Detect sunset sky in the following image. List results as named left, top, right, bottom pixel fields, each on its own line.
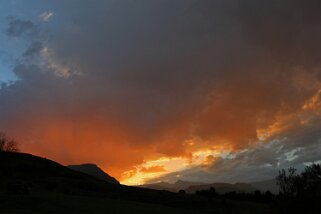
left=1, top=0, right=321, bottom=185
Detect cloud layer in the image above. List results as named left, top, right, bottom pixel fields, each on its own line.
left=1, top=0, right=321, bottom=183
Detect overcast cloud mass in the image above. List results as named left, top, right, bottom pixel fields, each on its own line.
left=1, top=0, right=321, bottom=184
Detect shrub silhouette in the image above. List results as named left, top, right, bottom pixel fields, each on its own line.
left=178, top=189, right=186, bottom=194
left=196, top=187, right=218, bottom=198
left=0, top=132, right=19, bottom=152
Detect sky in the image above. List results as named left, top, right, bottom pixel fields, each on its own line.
left=1, top=0, right=321, bottom=185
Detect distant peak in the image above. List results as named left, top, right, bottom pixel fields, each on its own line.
left=78, top=163, right=97, bottom=167
left=67, top=163, right=119, bottom=184
left=159, top=181, right=169, bottom=184
left=175, top=180, right=185, bottom=184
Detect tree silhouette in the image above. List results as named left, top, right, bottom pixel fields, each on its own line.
left=276, top=164, right=321, bottom=198
left=300, top=164, right=321, bottom=198
left=276, top=164, right=321, bottom=214
left=196, top=187, right=218, bottom=198
left=0, top=132, right=19, bottom=152
left=276, top=167, right=299, bottom=197
left=178, top=189, right=186, bottom=194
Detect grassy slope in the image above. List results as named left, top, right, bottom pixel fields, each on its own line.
left=0, top=151, right=274, bottom=214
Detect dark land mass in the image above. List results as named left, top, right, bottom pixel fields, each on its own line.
left=186, top=182, right=257, bottom=194
left=68, top=163, right=119, bottom=184
left=139, top=179, right=278, bottom=194
left=0, top=151, right=274, bottom=214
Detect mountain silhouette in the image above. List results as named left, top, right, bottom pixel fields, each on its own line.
left=138, top=180, right=205, bottom=192
left=68, top=164, right=119, bottom=184
left=140, top=180, right=278, bottom=194
left=186, top=182, right=257, bottom=194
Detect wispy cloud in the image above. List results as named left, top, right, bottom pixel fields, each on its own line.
left=39, top=11, right=54, bottom=22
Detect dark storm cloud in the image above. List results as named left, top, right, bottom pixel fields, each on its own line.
left=1, top=0, right=321, bottom=180
left=239, top=0, right=321, bottom=65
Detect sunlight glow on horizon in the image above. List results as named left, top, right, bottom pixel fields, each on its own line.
left=120, top=147, right=233, bottom=185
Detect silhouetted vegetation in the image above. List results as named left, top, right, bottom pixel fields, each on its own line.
left=191, top=164, right=321, bottom=214
left=196, top=187, right=218, bottom=198
left=178, top=189, right=186, bottom=194
left=0, top=132, right=19, bottom=152
left=195, top=188, right=275, bottom=205
left=275, top=164, right=321, bottom=214
left=277, top=164, right=321, bottom=198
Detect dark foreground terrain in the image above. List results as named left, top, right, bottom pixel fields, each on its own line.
left=0, top=151, right=273, bottom=214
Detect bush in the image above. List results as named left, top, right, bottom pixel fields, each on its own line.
left=0, top=132, right=19, bottom=152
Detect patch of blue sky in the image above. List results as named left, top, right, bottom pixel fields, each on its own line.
left=0, top=64, right=17, bottom=83
left=0, top=0, right=49, bottom=84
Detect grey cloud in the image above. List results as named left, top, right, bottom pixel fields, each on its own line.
left=23, top=42, right=43, bottom=57
left=150, top=119, right=321, bottom=183
left=6, top=18, right=37, bottom=37
left=147, top=143, right=289, bottom=183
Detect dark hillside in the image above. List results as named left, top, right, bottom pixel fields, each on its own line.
left=0, top=151, right=118, bottom=196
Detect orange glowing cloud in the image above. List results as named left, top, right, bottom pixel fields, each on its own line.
left=140, top=165, right=166, bottom=173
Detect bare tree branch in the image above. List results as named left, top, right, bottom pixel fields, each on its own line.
left=0, top=132, right=19, bottom=152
